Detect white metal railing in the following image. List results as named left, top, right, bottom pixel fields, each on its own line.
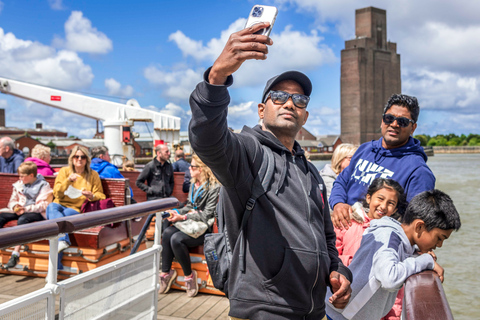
left=0, top=199, right=173, bottom=320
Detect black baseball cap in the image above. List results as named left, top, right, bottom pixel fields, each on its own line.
left=262, top=71, right=312, bottom=103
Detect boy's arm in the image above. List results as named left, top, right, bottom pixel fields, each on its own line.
left=373, top=236, right=435, bottom=290
left=7, top=187, right=21, bottom=211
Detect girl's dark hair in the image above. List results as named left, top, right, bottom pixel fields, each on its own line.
left=362, top=178, right=407, bottom=218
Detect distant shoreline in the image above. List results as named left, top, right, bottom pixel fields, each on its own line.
left=432, top=146, right=480, bottom=154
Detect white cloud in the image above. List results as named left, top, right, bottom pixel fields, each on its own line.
left=48, top=0, right=64, bottom=10
left=303, top=106, right=340, bottom=136
left=61, top=11, right=112, bottom=54
left=169, top=19, right=245, bottom=62
left=0, top=99, right=7, bottom=108
left=143, top=66, right=203, bottom=101
left=104, top=78, right=134, bottom=97
left=168, top=18, right=335, bottom=88
left=403, top=69, right=480, bottom=114
left=0, top=1, right=4, bottom=14
left=226, top=101, right=259, bottom=130
left=0, top=28, right=93, bottom=89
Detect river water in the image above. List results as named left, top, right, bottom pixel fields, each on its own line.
left=314, top=153, right=480, bottom=320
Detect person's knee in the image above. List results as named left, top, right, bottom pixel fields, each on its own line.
left=17, top=215, right=30, bottom=225
left=170, top=231, right=187, bottom=247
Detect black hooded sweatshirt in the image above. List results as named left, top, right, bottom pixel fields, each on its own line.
left=189, top=69, right=352, bottom=320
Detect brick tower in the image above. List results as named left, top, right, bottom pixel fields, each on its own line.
left=340, top=7, right=401, bottom=145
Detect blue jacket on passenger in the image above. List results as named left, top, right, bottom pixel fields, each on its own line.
left=90, top=158, right=133, bottom=198
left=172, top=158, right=190, bottom=172
left=329, top=137, right=435, bottom=207
left=0, top=149, right=25, bottom=173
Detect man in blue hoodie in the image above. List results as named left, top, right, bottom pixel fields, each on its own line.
left=0, top=137, right=24, bottom=173
left=329, top=94, right=435, bottom=230
left=90, top=146, right=134, bottom=200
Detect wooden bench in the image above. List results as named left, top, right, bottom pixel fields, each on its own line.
left=0, top=172, right=147, bottom=278
left=0, top=173, right=131, bottom=243
left=121, top=171, right=188, bottom=204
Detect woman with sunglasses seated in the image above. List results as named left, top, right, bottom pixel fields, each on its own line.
left=46, top=146, right=105, bottom=252
left=158, top=154, right=220, bottom=298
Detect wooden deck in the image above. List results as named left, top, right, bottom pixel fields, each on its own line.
left=0, top=274, right=230, bottom=319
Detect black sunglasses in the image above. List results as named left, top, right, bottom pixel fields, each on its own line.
left=382, top=113, right=415, bottom=127
left=264, top=90, right=310, bottom=109
left=73, top=155, right=87, bottom=160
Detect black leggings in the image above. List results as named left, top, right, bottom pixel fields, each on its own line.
left=0, top=212, right=45, bottom=228
left=161, top=224, right=205, bottom=275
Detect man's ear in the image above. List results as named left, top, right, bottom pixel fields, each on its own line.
left=410, top=123, right=417, bottom=136
left=258, top=103, right=265, bottom=119
left=302, top=110, right=309, bottom=125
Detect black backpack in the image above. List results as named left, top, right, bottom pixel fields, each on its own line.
left=203, top=145, right=275, bottom=295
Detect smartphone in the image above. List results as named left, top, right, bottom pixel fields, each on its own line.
left=245, top=5, right=278, bottom=37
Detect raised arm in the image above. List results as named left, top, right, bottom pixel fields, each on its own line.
left=189, top=23, right=273, bottom=187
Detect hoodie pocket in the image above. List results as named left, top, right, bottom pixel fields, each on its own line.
left=262, top=247, right=318, bottom=310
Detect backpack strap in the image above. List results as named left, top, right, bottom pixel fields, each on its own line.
left=238, top=145, right=275, bottom=272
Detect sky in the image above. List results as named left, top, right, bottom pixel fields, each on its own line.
left=0, top=0, right=479, bottom=140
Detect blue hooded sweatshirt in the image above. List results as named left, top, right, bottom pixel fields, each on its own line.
left=0, top=149, right=25, bottom=173
left=90, top=158, right=133, bottom=198
left=329, top=137, right=435, bottom=207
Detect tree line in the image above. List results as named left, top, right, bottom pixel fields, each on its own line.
left=414, top=134, right=480, bottom=146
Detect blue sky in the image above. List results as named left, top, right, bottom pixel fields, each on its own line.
left=1, top=0, right=479, bottom=139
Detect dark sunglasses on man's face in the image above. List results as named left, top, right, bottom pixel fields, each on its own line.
left=382, top=113, right=415, bottom=128
left=73, top=155, right=87, bottom=160
left=264, top=90, right=310, bottom=109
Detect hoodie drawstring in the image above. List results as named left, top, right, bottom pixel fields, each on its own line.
left=275, top=151, right=287, bottom=195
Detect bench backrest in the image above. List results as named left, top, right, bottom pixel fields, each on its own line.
left=121, top=171, right=188, bottom=204
left=0, top=173, right=127, bottom=209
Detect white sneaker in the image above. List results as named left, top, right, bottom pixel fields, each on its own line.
left=58, top=241, right=70, bottom=253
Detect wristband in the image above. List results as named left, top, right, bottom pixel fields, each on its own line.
left=183, top=214, right=188, bottom=221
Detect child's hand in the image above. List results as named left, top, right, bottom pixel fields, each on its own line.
left=433, top=261, right=444, bottom=283
left=14, top=205, right=25, bottom=215
left=427, top=250, right=437, bottom=261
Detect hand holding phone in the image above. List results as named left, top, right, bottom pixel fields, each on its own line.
left=245, top=5, right=278, bottom=37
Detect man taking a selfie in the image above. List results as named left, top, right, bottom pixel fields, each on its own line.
left=189, top=22, right=352, bottom=320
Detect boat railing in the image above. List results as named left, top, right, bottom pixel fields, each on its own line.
left=403, top=270, right=454, bottom=320
left=0, top=198, right=178, bottom=319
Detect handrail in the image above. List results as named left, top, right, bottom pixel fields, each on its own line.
left=0, top=198, right=178, bottom=249
left=403, top=270, right=454, bottom=320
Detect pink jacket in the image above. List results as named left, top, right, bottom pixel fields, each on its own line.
left=334, top=202, right=371, bottom=266
left=24, top=157, right=55, bottom=176
left=1, top=178, right=53, bottom=219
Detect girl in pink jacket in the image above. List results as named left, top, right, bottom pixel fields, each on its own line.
left=334, top=178, right=406, bottom=320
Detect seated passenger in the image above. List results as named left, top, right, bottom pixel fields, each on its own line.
left=25, top=144, right=55, bottom=176
left=159, top=154, right=220, bottom=297
left=0, top=137, right=24, bottom=173
left=0, top=161, right=53, bottom=268
left=319, top=143, right=357, bottom=202
left=90, top=146, right=134, bottom=201
left=46, top=146, right=105, bottom=252
left=122, top=160, right=136, bottom=171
